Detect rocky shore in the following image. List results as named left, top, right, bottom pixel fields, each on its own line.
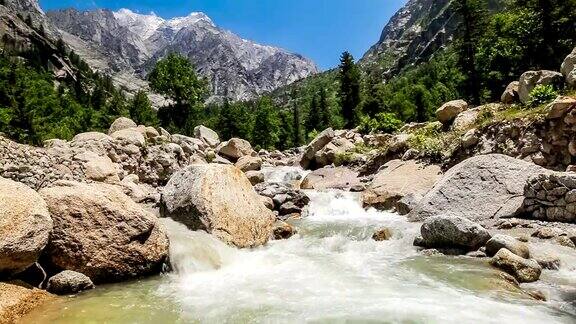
left=0, top=47, right=575, bottom=322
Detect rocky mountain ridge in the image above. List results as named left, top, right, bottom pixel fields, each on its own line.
left=360, top=0, right=456, bottom=77
left=45, top=8, right=319, bottom=103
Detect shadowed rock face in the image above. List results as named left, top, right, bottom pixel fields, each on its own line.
left=45, top=8, right=318, bottom=103
left=39, top=181, right=169, bottom=284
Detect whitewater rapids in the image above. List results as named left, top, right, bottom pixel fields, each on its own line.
left=24, top=167, right=576, bottom=323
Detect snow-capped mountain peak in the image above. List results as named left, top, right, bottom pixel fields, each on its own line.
left=114, top=9, right=215, bottom=40
left=113, top=8, right=164, bottom=39
left=47, top=7, right=318, bottom=102
left=165, top=12, right=215, bottom=30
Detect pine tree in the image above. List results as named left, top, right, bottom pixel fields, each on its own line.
left=318, top=87, right=331, bottom=130
left=338, top=51, right=361, bottom=128
left=129, top=90, right=157, bottom=126
left=454, top=0, right=487, bottom=104
left=252, top=97, right=280, bottom=150
left=292, top=103, right=302, bottom=146
left=305, top=94, right=320, bottom=135
left=277, top=110, right=293, bottom=150
left=218, top=99, right=236, bottom=140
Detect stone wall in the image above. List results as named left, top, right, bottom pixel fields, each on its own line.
left=0, top=128, right=197, bottom=190
left=524, top=172, right=576, bottom=223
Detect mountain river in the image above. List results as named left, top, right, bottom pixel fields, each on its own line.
left=23, top=167, right=576, bottom=323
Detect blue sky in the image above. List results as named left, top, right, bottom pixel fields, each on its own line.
left=39, top=0, right=407, bottom=70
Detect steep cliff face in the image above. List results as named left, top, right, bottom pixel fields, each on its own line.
left=360, top=0, right=456, bottom=78
left=0, top=2, right=75, bottom=81
left=46, top=8, right=318, bottom=102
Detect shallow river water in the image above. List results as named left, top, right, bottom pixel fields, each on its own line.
left=23, top=168, right=576, bottom=323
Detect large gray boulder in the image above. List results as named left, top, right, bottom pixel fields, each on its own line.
left=419, top=215, right=491, bottom=251
left=301, top=166, right=362, bottom=190
left=108, top=117, right=137, bottom=135
left=408, top=154, right=546, bottom=222
left=362, top=160, right=441, bottom=212
left=299, top=128, right=335, bottom=169
left=194, top=125, right=220, bottom=148
left=161, top=164, right=276, bottom=248
left=490, top=248, right=542, bottom=283
left=0, top=178, right=53, bottom=276
left=518, top=70, right=564, bottom=104
left=436, top=100, right=468, bottom=124
left=46, top=270, right=95, bottom=295
left=40, top=181, right=169, bottom=283
left=561, top=47, right=576, bottom=87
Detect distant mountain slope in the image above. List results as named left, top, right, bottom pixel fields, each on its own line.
left=360, top=0, right=456, bottom=78
left=46, top=8, right=319, bottom=102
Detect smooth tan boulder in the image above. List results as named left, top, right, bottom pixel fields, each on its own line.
left=490, top=248, right=542, bottom=283
left=161, top=164, right=276, bottom=248
left=299, top=128, right=335, bottom=169
left=436, top=100, right=468, bottom=124
left=40, top=181, right=169, bottom=283
left=217, top=138, right=254, bottom=161
left=235, top=155, right=263, bottom=172
left=0, top=281, right=54, bottom=323
left=0, top=178, right=52, bottom=276
left=362, top=160, right=441, bottom=212
left=74, top=151, right=119, bottom=183
left=108, top=117, right=137, bottom=135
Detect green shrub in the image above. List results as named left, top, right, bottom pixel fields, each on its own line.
left=528, top=85, right=557, bottom=107
left=358, top=112, right=404, bottom=134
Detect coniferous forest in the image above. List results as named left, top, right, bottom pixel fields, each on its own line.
left=1, top=0, right=575, bottom=149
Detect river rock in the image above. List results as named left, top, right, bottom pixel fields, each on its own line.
left=372, top=228, right=392, bottom=241
left=194, top=125, right=220, bottom=148
left=300, top=128, right=335, bottom=169
left=40, top=181, right=169, bottom=283
left=46, top=270, right=95, bottom=295
left=301, top=166, right=362, bottom=190
left=490, top=248, right=542, bottom=283
left=161, top=164, right=275, bottom=248
left=72, top=131, right=112, bottom=143
left=485, top=234, right=530, bottom=258
left=0, top=177, right=53, bottom=276
left=419, top=215, right=491, bottom=251
left=408, top=154, right=546, bottom=222
left=436, top=100, right=468, bottom=124
left=518, top=70, right=564, bottom=104
left=561, top=47, right=576, bottom=87
left=501, top=81, right=520, bottom=104
left=362, top=160, right=441, bottom=211
left=108, top=117, right=137, bottom=135
left=235, top=156, right=263, bottom=172
left=246, top=170, right=265, bottom=185
left=0, top=281, right=54, bottom=323
left=74, top=151, right=119, bottom=183
left=110, top=128, right=146, bottom=147
left=217, top=138, right=254, bottom=161
left=547, top=96, right=576, bottom=119
left=273, top=221, right=296, bottom=240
